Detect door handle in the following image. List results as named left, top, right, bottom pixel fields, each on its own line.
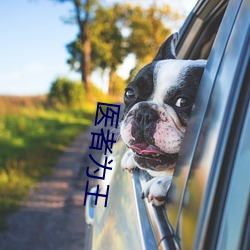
left=85, top=186, right=97, bottom=225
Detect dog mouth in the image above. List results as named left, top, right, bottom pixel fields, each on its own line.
left=129, top=143, right=178, bottom=164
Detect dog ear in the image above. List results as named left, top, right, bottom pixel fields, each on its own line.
left=153, top=32, right=179, bottom=61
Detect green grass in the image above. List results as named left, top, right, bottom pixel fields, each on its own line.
left=0, top=100, right=96, bottom=230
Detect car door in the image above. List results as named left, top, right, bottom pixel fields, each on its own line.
left=167, top=0, right=250, bottom=248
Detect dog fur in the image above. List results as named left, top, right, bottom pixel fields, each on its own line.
left=120, top=33, right=206, bottom=206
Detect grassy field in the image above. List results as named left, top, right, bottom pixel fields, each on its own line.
left=0, top=96, right=97, bottom=230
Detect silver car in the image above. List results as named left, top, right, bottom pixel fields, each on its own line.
left=85, top=0, right=250, bottom=249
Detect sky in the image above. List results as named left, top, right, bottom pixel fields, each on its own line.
left=0, top=0, right=197, bottom=96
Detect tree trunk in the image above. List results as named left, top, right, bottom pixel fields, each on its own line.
left=73, top=0, right=92, bottom=97
left=81, top=21, right=91, bottom=97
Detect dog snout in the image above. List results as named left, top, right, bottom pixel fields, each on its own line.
left=135, top=109, right=159, bottom=130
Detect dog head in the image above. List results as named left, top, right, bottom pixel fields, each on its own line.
left=120, top=33, right=206, bottom=174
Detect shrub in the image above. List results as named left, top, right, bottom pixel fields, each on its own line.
left=48, top=77, right=85, bottom=108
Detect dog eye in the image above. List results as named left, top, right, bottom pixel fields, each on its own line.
left=175, top=97, right=192, bottom=108
left=125, top=89, right=136, bottom=100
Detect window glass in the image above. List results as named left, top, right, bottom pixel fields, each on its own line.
left=216, top=91, right=250, bottom=249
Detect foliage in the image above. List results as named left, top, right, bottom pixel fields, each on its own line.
left=88, top=83, right=123, bottom=103
left=90, top=4, right=126, bottom=72
left=109, top=71, right=126, bottom=97
left=66, top=37, right=82, bottom=72
left=66, top=3, right=127, bottom=95
left=48, top=77, right=85, bottom=108
left=0, top=96, right=96, bottom=230
left=66, top=3, right=173, bottom=94
left=124, top=4, right=172, bottom=65
left=53, top=1, right=177, bottom=98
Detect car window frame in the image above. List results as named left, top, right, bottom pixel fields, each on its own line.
left=166, top=0, right=250, bottom=249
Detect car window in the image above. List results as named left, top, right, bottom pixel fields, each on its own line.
left=165, top=0, right=249, bottom=249
left=216, top=73, right=250, bottom=250
left=177, top=0, right=228, bottom=60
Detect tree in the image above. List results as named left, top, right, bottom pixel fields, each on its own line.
left=67, top=4, right=127, bottom=95
left=124, top=4, right=172, bottom=67
left=54, top=0, right=98, bottom=96
left=65, top=3, right=174, bottom=94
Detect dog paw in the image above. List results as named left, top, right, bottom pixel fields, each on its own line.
left=141, top=175, right=172, bottom=206
left=121, top=149, right=135, bottom=172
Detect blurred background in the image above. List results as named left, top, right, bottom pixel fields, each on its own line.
left=0, top=0, right=196, bottom=232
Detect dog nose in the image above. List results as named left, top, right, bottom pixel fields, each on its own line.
left=135, top=109, right=159, bottom=129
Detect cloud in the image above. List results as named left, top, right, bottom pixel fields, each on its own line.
left=0, top=61, right=81, bottom=95
left=0, top=62, right=48, bottom=95
left=1, top=62, right=45, bottom=83
left=25, top=62, right=45, bottom=74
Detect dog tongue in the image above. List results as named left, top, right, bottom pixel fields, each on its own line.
left=130, top=143, right=163, bottom=155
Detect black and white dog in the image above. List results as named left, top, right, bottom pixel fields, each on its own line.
left=120, top=33, right=206, bottom=206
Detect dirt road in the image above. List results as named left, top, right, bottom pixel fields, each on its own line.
left=0, top=125, right=103, bottom=250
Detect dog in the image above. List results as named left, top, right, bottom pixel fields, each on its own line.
left=120, top=33, right=206, bottom=206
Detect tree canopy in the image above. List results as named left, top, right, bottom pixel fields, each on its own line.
left=56, top=1, right=175, bottom=95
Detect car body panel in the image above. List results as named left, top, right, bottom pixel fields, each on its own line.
left=90, top=143, right=159, bottom=250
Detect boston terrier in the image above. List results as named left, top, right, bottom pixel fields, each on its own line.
left=120, top=33, right=206, bottom=206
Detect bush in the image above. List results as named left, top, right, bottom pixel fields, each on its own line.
left=48, top=77, right=85, bottom=108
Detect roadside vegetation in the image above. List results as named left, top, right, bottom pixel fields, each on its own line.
left=0, top=81, right=120, bottom=230
left=0, top=0, right=180, bottom=231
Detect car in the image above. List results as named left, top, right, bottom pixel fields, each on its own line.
left=85, top=0, right=250, bottom=249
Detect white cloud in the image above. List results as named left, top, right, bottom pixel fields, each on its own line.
left=25, top=62, right=45, bottom=74
left=1, top=62, right=45, bottom=83
left=0, top=62, right=48, bottom=95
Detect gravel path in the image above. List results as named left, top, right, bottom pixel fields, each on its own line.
left=0, top=125, right=104, bottom=250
